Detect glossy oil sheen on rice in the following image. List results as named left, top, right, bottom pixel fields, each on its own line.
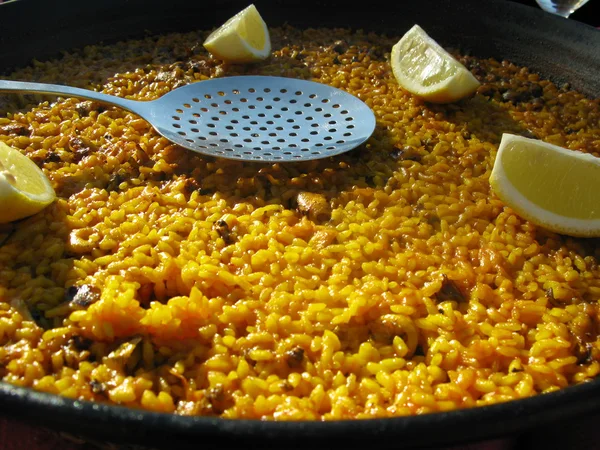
left=0, top=25, right=599, bottom=419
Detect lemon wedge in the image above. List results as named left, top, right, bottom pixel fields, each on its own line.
left=203, top=4, right=271, bottom=63
left=490, top=133, right=600, bottom=237
left=390, top=24, right=480, bottom=103
left=0, top=142, right=56, bottom=224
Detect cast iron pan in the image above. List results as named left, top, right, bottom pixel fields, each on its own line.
left=0, top=0, right=599, bottom=448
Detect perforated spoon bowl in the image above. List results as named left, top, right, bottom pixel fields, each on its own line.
left=0, top=76, right=376, bottom=162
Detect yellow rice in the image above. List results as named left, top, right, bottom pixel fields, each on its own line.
left=0, top=25, right=599, bottom=420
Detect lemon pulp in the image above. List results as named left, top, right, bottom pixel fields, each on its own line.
left=500, top=139, right=600, bottom=220
left=390, top=24, right=480, bottom=103
left=0, top=142, right=56, bottom=223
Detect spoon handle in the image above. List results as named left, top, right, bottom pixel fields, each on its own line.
left=0, top=80, right=144, bottom=115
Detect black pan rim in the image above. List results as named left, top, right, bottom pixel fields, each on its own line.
left=2, top=373, right=600, bottom=448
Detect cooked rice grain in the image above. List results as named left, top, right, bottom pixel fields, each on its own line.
left=1, top=26, right=600, bottom=420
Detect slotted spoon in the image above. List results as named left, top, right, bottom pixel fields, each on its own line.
left=0, top=76, right=376, bottom=162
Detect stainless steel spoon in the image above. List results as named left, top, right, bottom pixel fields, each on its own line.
left=0, top=76, right=376, bottom=162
